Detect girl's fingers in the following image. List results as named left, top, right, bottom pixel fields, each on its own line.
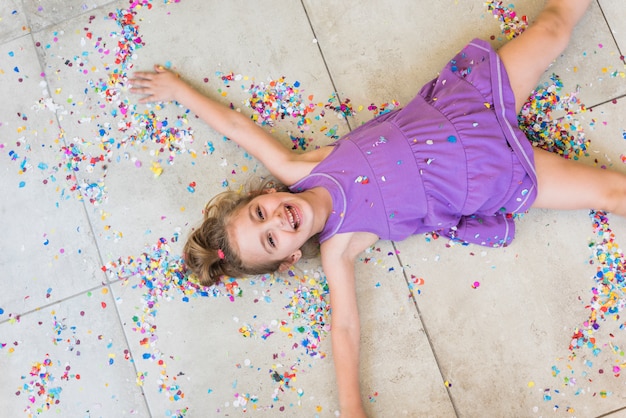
left=129, top=66, right=171, bottom=102
left=131, top=73, right=153, bottom=82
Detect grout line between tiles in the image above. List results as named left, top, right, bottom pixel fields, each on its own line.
left=0, top=278, right=154, bottom=415
left=26, top=4, right=112, bottom=293
left=588, top=93, right=626, bottom=110
left=299, top=0, right=354, bottom=133
left=301, top=1, right=458, bottom=413
left=102, top=279, right=156, bottom=418
left=596, top=405, right=626, bottom=418
left=596, top=0, right=625, bottom=62
left=391, top=241, right=460, bottom=417
left=19, top=0, right=123, bottom=38
left=0, top=282, right=108, bottom=325
left=16, top=1, right=154, bottom=414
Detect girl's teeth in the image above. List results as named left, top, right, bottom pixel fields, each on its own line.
left=286, top=206, right=299, bottom=229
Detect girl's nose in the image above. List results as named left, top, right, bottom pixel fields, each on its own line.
left=272, top=208, right=288, bottom=229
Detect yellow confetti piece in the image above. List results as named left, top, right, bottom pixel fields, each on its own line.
left=150, top=162, right=163, bottom=177
left=527, top=381, right=534, bottom=388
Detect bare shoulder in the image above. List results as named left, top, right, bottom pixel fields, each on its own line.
left=299, top=146, right=334, bottom=163
left=284, top=146, right=335, bottom=185
left=321, top=231, right=379, bottom=263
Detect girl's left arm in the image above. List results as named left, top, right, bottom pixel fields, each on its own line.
left=323, top=251, right=365, bottom=417
left=130, top=65, right=312, bottom=185
left=321, top=232, right=377, bottom=417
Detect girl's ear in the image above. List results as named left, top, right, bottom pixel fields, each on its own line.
left=278, top=250, right=302, bottom=272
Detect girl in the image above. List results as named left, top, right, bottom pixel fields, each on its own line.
left=131, top=0, right=625, bottom=415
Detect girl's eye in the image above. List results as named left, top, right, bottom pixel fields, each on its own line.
left=256, top=206, right=265, bottom=220
left=268, top=234, right=276, bottom=248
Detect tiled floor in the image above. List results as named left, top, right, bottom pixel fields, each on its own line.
left=1, top=1, right=625, bottom=417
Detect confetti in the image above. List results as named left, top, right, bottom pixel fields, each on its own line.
left=518, top=74, right=589, bottom=160
left=486, top=0, right=529, bottom=40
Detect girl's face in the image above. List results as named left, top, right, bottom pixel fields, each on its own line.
left=229, top=190, right=322, bottom=269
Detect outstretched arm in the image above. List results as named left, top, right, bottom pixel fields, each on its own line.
left=130, top=65, right=309, bottom=185
left=323, top=252, right=365, bottom=417
left=321, top=232, right=378, bottom=417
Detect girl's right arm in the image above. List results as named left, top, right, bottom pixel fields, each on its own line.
left=130, top=65, right=311, bottom=185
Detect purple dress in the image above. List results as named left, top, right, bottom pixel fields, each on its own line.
left=289, top=39, right=537, bottom=247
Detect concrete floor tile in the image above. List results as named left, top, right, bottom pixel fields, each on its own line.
left=303, top=0, right=540, bottom=125
left=599, top=0, right=626, bottom=56
left=0, top=289, right=149, bottom=416
left=104, top=235, right=452, bottom=416
left=0, top=36, right=104, bottom=315
left=352, top=242, right=455, bottom=416
left=21, top=0, right=116, bottom=33
left=0, top=0, right=30, bottom=43
left=108, top=259, right=341, bottom=416
left=304, top=0, right=623, bottom=120
left=395, top=208, right=626, bottom=415
left=393, top=66, right=626, bottom=417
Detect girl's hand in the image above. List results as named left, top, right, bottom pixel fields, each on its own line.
left=130, top=65, right=185, bottom=103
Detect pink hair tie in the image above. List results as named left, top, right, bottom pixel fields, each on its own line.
left=217, top=249, right=225, bottom=260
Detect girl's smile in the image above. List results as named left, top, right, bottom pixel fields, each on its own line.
left=229, top=187, right=331, bottom=267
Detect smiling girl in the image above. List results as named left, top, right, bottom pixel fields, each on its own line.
left=130, top=1, right=626, bottom=414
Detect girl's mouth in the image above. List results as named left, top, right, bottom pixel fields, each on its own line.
left=285, top=205, right=301, bottom=229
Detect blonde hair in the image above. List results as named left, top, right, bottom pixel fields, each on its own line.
left=183, top=178, right=319, bottom=286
